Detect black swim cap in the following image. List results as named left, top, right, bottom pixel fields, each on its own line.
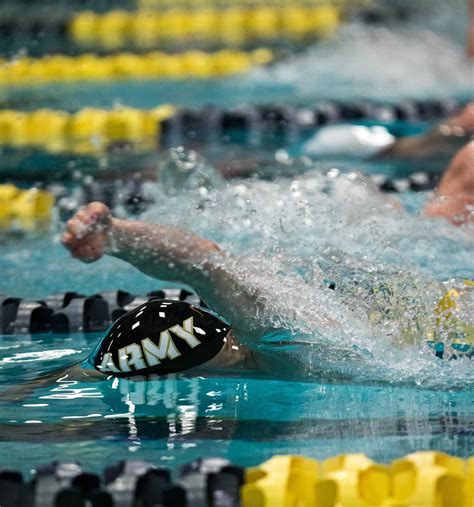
left=91, top=300, right=231, bottom=377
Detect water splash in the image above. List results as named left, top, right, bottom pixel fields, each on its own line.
left=249, top=22, right=473, bottom=102
left=1, top=155, right=472, bottom=387
left=143, top=159, right=474, bottom=388
left=158, top=148, right=224, bottom=197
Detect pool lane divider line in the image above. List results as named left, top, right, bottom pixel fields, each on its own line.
left=0, top=452, right=472, bottom=506
left=137, top=0, right=374, bottom=10
left=0, top=167, right=440, bottom=235
left=0, top=3, right=351, bottom=51
left=0, top=99, right=461, bottom=156
left=0, top=288, right=202, bottom=335
left=52, top=171, right=438, bottom=225
left=0, top=184, right=54, bottom=229
left=69, top=6, right=340, bottom=50
left=0, top=48, right=274, bottom=85
left=0, top=106, right=176, bottom=155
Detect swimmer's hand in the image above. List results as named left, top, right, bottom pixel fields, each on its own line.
left=61, top=202, right=112, bottom=263
left=444, top=103, right=474, bottom=135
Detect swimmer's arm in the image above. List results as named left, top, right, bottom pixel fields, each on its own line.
left=378, top=125, right=469, bottom=160
left=378, top=103, right=474, bottom=160
left=423, top=140, right=474, bottom=224
left=106, top=218, right=271, bottom=342
left=63, top=203, right=338, bottom=344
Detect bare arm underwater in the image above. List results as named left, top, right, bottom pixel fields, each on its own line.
left=379, top=103, right=474, bottom=160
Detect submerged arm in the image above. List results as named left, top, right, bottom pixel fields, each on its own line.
left=379, top=103, right=474, bottom=160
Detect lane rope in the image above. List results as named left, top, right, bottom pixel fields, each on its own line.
left=0, top=452, right=471, bottom=506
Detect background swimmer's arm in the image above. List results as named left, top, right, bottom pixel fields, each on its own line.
left=378, top=128, right=467, bottom=159
left=424, top=140, right=474, bottom=224
left=62, top=203, right=274, bottom=342
left=378, top=103, right=474, bottom=160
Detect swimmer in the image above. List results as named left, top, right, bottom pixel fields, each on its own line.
left=303, top=103, right=474, bottom=162
left=61, top=201, right=311, bottom=378
left=88, top=298, right=255, bottom=377
left=380, top=103, right=474, bottom=160
left=61, top=137, right=474, bottom=378
left=62, top=195, right=372, bottom=380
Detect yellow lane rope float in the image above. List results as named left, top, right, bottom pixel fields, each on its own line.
left=242, top=452, right=474, bottom=507
left=0, top=106, right=175, bottom=155
left=0, top=184, right=54, bottom=229
left=0, top=48, right=273, bottom=85
left=70, top=7, right=340, bottom=50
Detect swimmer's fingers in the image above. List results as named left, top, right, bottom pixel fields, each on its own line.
left=62, top=202, right=112, bottom=261
left=65, top=203, right=112, bottom=239
left=61, top=231, right=87, bottom=252
left=66, top=215, right=93, bottom=240
left=65, top=211, right=101, bottom=239
left=61, top=232, right=105, bottom=262
left=86, top=201, right=112, bottom=222
left=79, top=202, right=112, bottom=231
left=449, top=102, right=474, bottom=134
left=70, top=243, right=103, bottom=263
left=61, top=231, right=77, bottom=250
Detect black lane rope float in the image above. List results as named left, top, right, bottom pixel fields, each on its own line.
left=0, top=288, right=202, bottom=335
left=158, top=99, right=461, bottom=147
left=0, top=458, right=244, bottom=507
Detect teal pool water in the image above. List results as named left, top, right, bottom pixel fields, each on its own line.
left=1, top=346, right=473, bottom=474
left=1, top=169, right=473, bottom=474
left=1, top=1, right=473, bottom=475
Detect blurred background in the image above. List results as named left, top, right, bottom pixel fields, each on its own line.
left=0, top=0, right=472, bottom=189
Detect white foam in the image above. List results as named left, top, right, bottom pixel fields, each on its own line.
left=248, top=22, right=473, bottom=101
left=143, top=161, right=474, bottom=388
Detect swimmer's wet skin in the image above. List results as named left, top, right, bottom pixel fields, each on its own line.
left=300, top=103, right=474, bottom=161
left=63, top=202, right=473, bottom=378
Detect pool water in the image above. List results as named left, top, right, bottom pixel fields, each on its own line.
left=1, top=166, right=473, bottom=474
left=1, top=354, right=473, bottom=475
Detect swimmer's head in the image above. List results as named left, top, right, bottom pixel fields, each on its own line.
left=90, top=299, right=231, bottom=377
